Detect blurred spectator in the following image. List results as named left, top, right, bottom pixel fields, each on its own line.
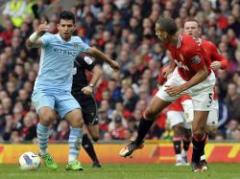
left=21, top=111, right=37, bottom=141
left=225, top=83, right=240, bottom=122
left=109, top=115, right=129, bottom=140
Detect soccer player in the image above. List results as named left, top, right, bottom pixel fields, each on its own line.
left=72, top=53, right=102, bottom=168
left=120, top=17, right=215, bottom=172
left=166, top=95, right=193, bottom=166
left=159, top=69, right=193, bottom=166
left=182, top=18, right=229, bottom=170
left=26, top=11, right=119, bottom=170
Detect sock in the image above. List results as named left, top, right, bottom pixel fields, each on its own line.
left=82, top=134, right=99, bottom=163
left=200, top=135, right=208, bottom=161
left=183, top=138, right=191, bottom=152
left=68, top=128, right=82, bottom=163
left=183, top=129, right=191, bottom=152
left=200, top=155, right=206, bottom=161
left=191, top=133, right=207, bottom=163
left=135, top=117, right=154, bottom=145
left=173, top=137, right=182, bottom=156
left=37, top=123, right=49, bottom=155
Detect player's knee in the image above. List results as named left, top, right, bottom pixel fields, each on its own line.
left=144, top=108, right=158, bottom=120
left=92, top=136, right=99, bottom=142
left=173, top=124, right=184, bottom=136
left=71, top=118, right=84, bottom=128
left=39, top=113, right=55, bottom=126
left=192, top=128, right=205, bottom=140
left=89, top=130, right=99, bottom=142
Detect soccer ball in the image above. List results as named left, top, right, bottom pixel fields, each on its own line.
left=19, top=152, right=41, bottom=170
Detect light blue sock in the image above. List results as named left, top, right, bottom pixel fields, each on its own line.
left=37, top=123, right=49, bottom=155
left=68, top=128, right=82, bottom=163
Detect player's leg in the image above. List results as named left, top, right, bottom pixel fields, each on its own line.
left=31, top=91, right=58, bottom=170
left=75, top=94, right=101, bottom=168
left=83, top=124, right=101, bottom=168
left=182, top=127, right=191, bottom=164
left=191, top=110, right=208, bottom=172
left=120, top=69, right=181, bottom=157
left=120, top=96, right=171, bottom=157
left=200, top=106, right=218, bottom=171
left=181, top=98, right=194, bottom=163
left=167, top=111, right=186, bottom=166
left=190, top=71, right=216, bottom=172
left=64, top=109, right=84, bottom=171
left=56, top=92, right=84, bottom=171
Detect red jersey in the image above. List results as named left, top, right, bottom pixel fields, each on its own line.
left=200, top=39, right=228, bottom=70
left=165, top=35, right=211, bottom=81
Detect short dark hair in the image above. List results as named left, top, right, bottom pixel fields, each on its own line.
left=184, top=18, right=200, bottom=27
left=157, top=17, right=177, bottom=35
left=59, top=11, right=75, bottom=24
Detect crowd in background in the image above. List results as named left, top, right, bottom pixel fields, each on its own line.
left=0, top=0, right=240, bottom=143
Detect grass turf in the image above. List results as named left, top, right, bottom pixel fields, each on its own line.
left=0, top=163, right=239, bottom=179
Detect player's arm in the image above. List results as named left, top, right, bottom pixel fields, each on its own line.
left=86, top=47, right=120, bottom=70
left=210, top=43, right=228, bottom=70
left=180, top=66, right=209, bottom=91
left=26, top=21, right=48, bottom=48
left=89, top=65, right=103, bottom=87
left=81, top=64, right=103, bottom=95
left=165, top=52, right=209, bottom=96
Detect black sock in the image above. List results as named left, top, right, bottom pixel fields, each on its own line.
left=173, top=138, right=181, bottom=155
left=82, top=134, right=99, bottom=163
left=183, top=129, right=191, bottom=151
left=191, top=134, right=207, bottom=163
left=199, top=134, right=207, bottom=161
left=183, top=139, right=191, bottom=152
left=135, top=117, right=154, bottom=145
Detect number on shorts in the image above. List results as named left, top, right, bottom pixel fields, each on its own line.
left=208, top=93, right=213, bottom=105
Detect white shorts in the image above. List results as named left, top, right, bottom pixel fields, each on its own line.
left=167, top=111, right=191, bottom=129
left=156, top=68, right=216, bottom=111
left=207, top=100, right=219, bottom=128
left=167, top=99, right=219, bottom=129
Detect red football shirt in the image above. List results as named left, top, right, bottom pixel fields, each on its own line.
left=165, top=35, right=210, bottom=81
left=200, top=39, right=228, bottom=69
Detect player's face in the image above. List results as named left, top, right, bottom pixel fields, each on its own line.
left=57, top=19, right=76, bottom=41
left=155, top=23, right=168, bottom=43
left=183, top=21, right=200, bottom=38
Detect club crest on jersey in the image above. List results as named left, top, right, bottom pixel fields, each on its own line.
left=73, top=43, right=79, bottom=49
left=191, top=55, right=201, bottom=64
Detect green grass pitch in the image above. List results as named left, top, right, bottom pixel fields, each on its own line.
left=0, top=163, right=239, bottom=179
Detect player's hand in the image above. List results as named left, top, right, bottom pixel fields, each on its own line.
left=81, top=86, right=93, bottom=95
left=37, top=21, right=49, bottom=36
left=110, top=60, right=120, bottom=71
left=210, top=61, right=222, bottom=70
left=164, top=85, right=184, bottom=96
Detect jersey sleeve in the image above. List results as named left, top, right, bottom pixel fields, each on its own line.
left=40, top=33, right=53, bottom=47
left=76, top=55, right=96, bottom=71
left=209, top=42, right=229, bottom=69
left=77, top=37, right=90, bottom=53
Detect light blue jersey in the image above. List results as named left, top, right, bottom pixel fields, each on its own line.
left=34, top=33, right=89, bottom=91
left=32, top=33, right=90, bottom=118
